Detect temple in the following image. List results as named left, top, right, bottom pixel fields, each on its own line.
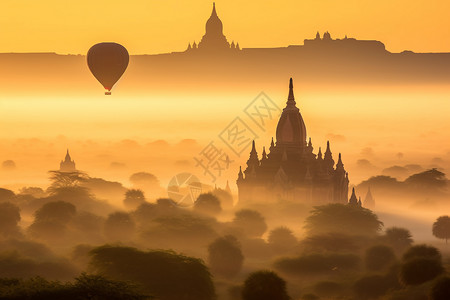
left=60, top=149, right=76, bottom=172
left=186, top=3, right=240, bottom=53
left=237, top=79, right=350, bottom=205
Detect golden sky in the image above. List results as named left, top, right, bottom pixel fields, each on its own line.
left=1, top=0, right=450, bottom=54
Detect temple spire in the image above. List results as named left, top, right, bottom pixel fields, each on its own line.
left=287, top=78, right=296, bottom=106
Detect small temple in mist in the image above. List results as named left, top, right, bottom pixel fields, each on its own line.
left=60, top=149, right=76, bottom=172
left=186, top=3, right=241, bottom=53
left=237, top=79, right=350, bottom=205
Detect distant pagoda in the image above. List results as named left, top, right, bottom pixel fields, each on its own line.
left=237, top=78, right=350, bottom=205
left=60, top=149, right=76, bottom=172
left=186, top=3, right=240, bottom=53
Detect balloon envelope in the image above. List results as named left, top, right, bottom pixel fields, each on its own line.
left=87, top=43, right=129, bottom=94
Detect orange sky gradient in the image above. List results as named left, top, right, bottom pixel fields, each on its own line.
left=1, top=0, right=450, bottom=54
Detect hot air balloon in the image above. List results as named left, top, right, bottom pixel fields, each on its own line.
left=87, top=42, right=129, bottom=95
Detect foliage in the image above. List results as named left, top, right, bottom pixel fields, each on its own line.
left=382, top=227, right=414, bottom=252
left=89, top=245, right=216, bottom=300
left=399, top=258, right=444, bottom=286
left=404, top=168, right=447, bottom=190
left=274, top=253, right=360, bottom=276
left=354, top=274, right=395, bottom=299
left=430, top=276, right=450, bottom=300
left=300, top=232, right=363, bottom=253
left=194, top=193, right=222, bottom=216
left=47, top=171, right=89, bottom=192
left=402, top=244, right=442, bottom=262
left=208, top=235, right=243, bottom=278
left=211, top=188, right=234, bottom=210
left=104, top=212, right=136, bottom=241
left=34, top=201, right=76, bottom=225
left=432, top=216, right=450, bottom=243
left=0, top=188, right=15, bottom=202
left=232, top=209, right=267, bottom=238
left=241, top=270, right=289, bottom=300
left=0, top=202, right=21, bottom=238
left=267, top=227, right=298, bottom=254
left=0, top=273, right=151, bottom=300
left=365, top=245, right=396, bottom=271
left=123, top=189, right=146, bottom=210
left=304, top=203, right=383, bottom=236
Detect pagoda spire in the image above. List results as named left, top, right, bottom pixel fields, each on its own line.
left=349, top=187, right=358, bottom=205
left=287, top=78, right=296, bottom=106
left=261, top=147, right=267, bottom=161
left=317, top=147, right=323, bottom=160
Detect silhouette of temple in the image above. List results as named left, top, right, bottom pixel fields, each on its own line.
left=186, top=3, right=240, bottom=53
left=364, top=187, right=375, bottom=209
left=60, top=149, right=76, bottom=172
left=237, top=78, right=350, bottom=205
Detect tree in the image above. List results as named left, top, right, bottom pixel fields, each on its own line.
left=104, top=212, right=136, bottom=241
left=267, top=227, right=298, bottom=254
left=47, top=170, right=89, bottom=192
left=353, top=275, right=393, bottom=299
left=402, top=244, right=442, bottom=262
left=432, top=216, right=450, bottom=244
left=405, top=168, right=447, bottom=191
left=0, top=274, right=151, bottom=300
left=399, top=258, right=444, bottom=286
left=0, top=202, right=21, bottom=238
left=194, top=193, right=222, bottom=216
left=304, top=203, right=383, bottom=236
left=123, top=189, right=146, bottom=210
left=232, top=209, right=267, bottom=238
left=211, top=188, right=233, bottom=210
left=365, top=245, right=396, bottom=271
left=382, top=227, right=413, bottom=252
left=430, top=276, right=450, bottom=300
left=0, top=188, right=15, bottom=202
left=242, top=270, right=290, bottom=300
left=89, top=246, right=215, bottom=300
left=34, top=201, right=76, bottom=225
left=208, top=235, right=244, bottom=278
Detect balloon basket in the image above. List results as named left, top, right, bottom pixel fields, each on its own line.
left=105, top=91, right=111, bottom=95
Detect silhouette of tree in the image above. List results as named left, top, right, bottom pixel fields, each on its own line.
left=194, top=193, right=222, bottom=216
left=104, top=212, right=136, bottom=242
left=89, top=245, right=215, bottom=300
left=274, top=253, right=360, bottom=276
left=430, top=276, right=450, bottom=300
left=208, top=235, right=243, bottom=278
left=0, top=188, right=15, bottom=202
left=313, top=281, right=343, bottom=298
left=304, top=203, right=383, bottom=236
left=267, top=226, right=298, bottom=254
left=124, top=189, right=146, bottom=210
left=34, top=201, right=76, bottom=225
left=18, top=187, right=46, bottom=198
left=353, top=275, right=393, bottom=299
left=399, top=257, right=444, bottom=286
left=365, top=245, right=396, bottom=271
left=0, top=273, right=151, bottom=300
left=301, top=232, right=363, bottom=253
left=211, top=188, right=233, bottom=210
left=402, top=244, right=442, bottom=262
left=232, top=209, right=267, bottom=238
left=242, top=270, right=290, bottom=300
left=48, top=170, right=89, bottom=192
left=129, top=172, right=160, bottom=188
left=0, top=202, right=21, bottom=238
left=404, top=168, right=447, bottom=191
left=432, top=216, right=450, bottom=243
left=382, top=227, right=413, bottom=252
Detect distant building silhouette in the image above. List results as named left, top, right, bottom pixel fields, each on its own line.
left=237, top=78, right=350, bottom=205
left=348, top=187, right=362, bottom=207
left=186, top=3, right=240, bottom=53
left=60, top=149, right=76, bottom=172
left=303, top=31, right=386, bottom=53
left=364, top=187, right=375, bottom=209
